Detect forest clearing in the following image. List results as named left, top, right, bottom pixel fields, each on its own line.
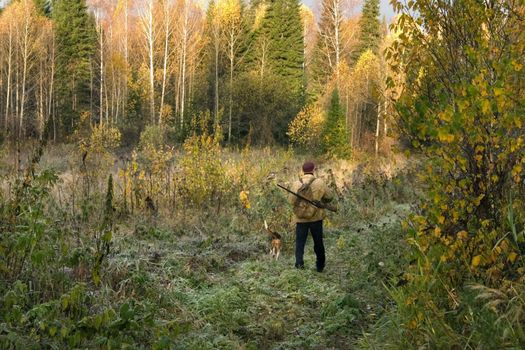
left=1, top=145, right=414, bottom=348
left=1, top=0, right=525, bottom=349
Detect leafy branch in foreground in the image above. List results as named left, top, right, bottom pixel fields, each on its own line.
left=379, top=0, right=525, bottom=347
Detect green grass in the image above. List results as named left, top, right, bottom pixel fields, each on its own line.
left=98, top=199, right=409, bottom=349
left=0, top=146, right=415, bottom=349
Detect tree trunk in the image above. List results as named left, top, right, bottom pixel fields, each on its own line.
left=180, top=4, right=188, bottom=130
left=99, top=17, right=104, bottom=125
left=38, top=60, right=44, bottom=139
left=383, top=100, right=388, bottom=136
left=5, top=22, right=13, bottom=135
left=333, top=0, right=341, bottom=84
left=228, top=40, right=234, bottom=144
left=375, top=102, right=380, bottom=157
left=159, top=0, right=171, bottom=126
left=143, top=0, right=156, bottom=125
left=214, top=33, right=220, bottom=122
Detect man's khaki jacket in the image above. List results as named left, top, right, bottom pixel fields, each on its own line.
left=288, top=174, right=334, bottom=223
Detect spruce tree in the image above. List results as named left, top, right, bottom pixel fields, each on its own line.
left=322, top=89, right=349, bottom=158
left=270, top=0, right=304, bottom=96
left=245, top=0, right=305, bottom=143
left=354, top=0, right=381, bottom=61
left=53, top=0, right=96, bottom=136
left=34, top=0, right=52, bottom=16
left=253, top=0, right=305, bottom=98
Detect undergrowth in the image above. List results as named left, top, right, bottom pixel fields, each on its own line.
left=0, top=143, right=414, bottom=349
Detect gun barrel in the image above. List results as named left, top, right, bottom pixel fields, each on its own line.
left=277, top=184, right=337, bottom=212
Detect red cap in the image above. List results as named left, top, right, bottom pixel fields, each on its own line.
left=302, top=161, right=315, bottom=174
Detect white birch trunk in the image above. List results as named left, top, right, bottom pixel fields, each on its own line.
left=159, top=0, right=172, bottom=126
left=20, top=12, right=31, bottom=139
left=5, top=21, right=13, bottom=134
left=181, top=26, right=187, bottom=130
left=99, top=15, right=104, bottom=125
left=139, top=0, right=156, bottom=124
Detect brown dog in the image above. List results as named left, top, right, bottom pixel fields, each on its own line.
left=264, top=220, right=282, bottom=260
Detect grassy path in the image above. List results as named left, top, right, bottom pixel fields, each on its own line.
left=111, top=205, right=407, bottom=349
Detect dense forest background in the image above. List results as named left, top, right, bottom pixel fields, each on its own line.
left=0, top=0, right=391, bottom=155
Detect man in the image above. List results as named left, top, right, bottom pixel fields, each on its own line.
left=289, top=161, right=334, bottom=272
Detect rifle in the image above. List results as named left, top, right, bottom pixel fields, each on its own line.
left=277, top=184, right=338, bottom=213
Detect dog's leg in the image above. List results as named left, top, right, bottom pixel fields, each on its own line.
left=276, top=250, right=280, bottom=260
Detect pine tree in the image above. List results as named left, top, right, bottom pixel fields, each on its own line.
left=322, top=89, right=349, bottom=158
left=34, top=0, right=52, bottom=16
left=53, top=0, right=96, bottom=136
left=354, top=0, right=381, bottom=60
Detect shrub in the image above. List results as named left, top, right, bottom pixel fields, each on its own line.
left=77, top=117, right=121, bottom=187
left=178, top=131, right=228, bottom=208
left=176, top=111, right=229, bottom=208
left=367, top=0, right=525, bottom=347
left=287, top=104, right=324, bottom=151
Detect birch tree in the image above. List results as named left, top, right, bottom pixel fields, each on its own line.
left=158, top=0, right=174, bottom=125
left=218, top=0, right=245, bottom=143
left=313, top=0, right=358, bottom=89
left=350, top=49, right=380, bottom=150
left=138, top=0, right=158, bottom=124
left=1, top=9, right=14, bottom=134
left=35, top=17, right=54, bottom=139
left=11, top=0, right=42, bottom=138
left=172, top=0, right=204, bottom=131
left=207, top=0, right=222, bottom=122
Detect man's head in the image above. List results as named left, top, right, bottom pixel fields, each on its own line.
left=302, top=161, right=315, bottom=174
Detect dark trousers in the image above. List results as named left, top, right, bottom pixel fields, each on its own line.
left=295, top=220, right=325, bottom=272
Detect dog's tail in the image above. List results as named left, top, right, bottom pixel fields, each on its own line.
left=264, top=220, right=282, bottom=240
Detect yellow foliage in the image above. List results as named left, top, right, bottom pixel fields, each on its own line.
left=437, top=130, right=454, bottom=143
left=407, top=319, right=417, bottom=330
left=77, top=115, right=121, bottom=180
left=471, top=255, right=482, bottom=268
left=239, top=190, right=251, bottom=209
left=287, top=104, right=324, bottom=149
left=457, top=231, right=468, bottom=240
left=179, top=132, right=227, bottom=207
left=511, top=60, right=523, bottom=71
